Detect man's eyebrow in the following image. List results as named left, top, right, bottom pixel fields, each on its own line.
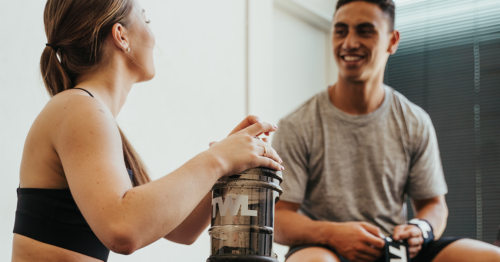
left=333, top=22, right=348, bottom=28
left=356, top=22, right=375, bottom=29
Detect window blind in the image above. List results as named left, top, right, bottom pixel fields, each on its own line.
left=385, top=0, right=500, bottom=243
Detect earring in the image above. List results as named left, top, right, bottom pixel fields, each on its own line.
left=127, top=47, right=131, bottom=53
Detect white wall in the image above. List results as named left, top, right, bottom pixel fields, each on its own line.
left=272, top=6, right=336, bottom=125
left=271, top=1, right=337, bottom=259
left=0, top=0, right=54, bottom=258
left=0, top=0, right=337, bottom=261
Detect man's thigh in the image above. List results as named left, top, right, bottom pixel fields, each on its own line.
left=286, top=247, right=342, bottom=262
left=432, top=239, right=500, bottom=262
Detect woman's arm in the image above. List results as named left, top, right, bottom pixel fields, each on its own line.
left=52, top=97, right=282, bottom=254
left=163, top=192, right=212, bottom=245
left=163, top=116, right=266, bottom=245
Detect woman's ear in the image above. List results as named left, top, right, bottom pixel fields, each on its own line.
left=388, top=29, right=401, bottom=55
left=111, top=23, right=130, bottom=52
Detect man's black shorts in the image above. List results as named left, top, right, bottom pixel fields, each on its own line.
left=285, top=237, right=462, bottom=262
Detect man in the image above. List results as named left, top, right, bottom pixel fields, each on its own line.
left=272, top=0, right=500, bottom=261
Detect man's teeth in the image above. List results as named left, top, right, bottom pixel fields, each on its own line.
left=344, top=56, right=362, bottom=61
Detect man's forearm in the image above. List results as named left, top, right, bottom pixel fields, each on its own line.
left=274, top=209, right=330, bottom=246
left=413, top=196, right=448, bottom=239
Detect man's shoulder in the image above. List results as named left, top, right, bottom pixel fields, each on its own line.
left=388, top=86, right=433, bottom=126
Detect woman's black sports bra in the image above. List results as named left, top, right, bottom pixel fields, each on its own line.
left=13, top=88, right=134, bottom=262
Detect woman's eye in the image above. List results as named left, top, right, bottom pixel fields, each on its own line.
left=146, top=19, right=151, bottom=24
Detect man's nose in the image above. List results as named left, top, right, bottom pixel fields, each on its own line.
left=342, top=31, right=360, bottom=50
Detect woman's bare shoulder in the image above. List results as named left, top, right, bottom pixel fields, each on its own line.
left=35, top=90, right=116, bottom=138
left=43, top=90, right=113, bottom=122
left=20, top=90, right=119, bottom=188
left=41, top=90, right=120, bottom=149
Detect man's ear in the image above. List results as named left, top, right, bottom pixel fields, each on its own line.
left=388, top=30, right=401, bottom=55
left=111, top=23, right=129, bottom=52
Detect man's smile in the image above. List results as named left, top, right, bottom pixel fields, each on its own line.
left=342, top=55, right=364, bottom=61
left=340, top=54, right=367, bottom=67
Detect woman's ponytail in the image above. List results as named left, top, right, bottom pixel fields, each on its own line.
left=40, top=46, right=73, bottom=97
left=41, top=0, right=152, bottom=186
left=119, top=127, right=151, bottom=186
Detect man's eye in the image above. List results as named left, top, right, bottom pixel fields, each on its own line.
left=335, top=30, right=346, bottom=36
left=359, top=29, right=373, bottom=35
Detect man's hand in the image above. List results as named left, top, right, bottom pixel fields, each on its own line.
left=327, top=222, right=386, bottom=262
left=393, top=224, right=423, bottom=258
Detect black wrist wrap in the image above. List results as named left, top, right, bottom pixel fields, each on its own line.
left=408, top=218, right=434, bottom=248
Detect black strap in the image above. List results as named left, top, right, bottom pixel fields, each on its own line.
left=384, top=237, right=410, bottom=262
left=72, top=88, right=94, bottom=98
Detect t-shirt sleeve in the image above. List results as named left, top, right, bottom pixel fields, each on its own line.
left=272, top=120, right=309, bottom=204
left=407, top=113, right=448, bottom=200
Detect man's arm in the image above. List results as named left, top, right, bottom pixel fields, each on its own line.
left=412, top=195, right=448, bottom=238
left=393, top=110, right=449, bottom=258
left=275, top=201, right=329, bottom=246
left=393, top=195, right=448, bottom=258
left=275, top=201, right=386, bottom=262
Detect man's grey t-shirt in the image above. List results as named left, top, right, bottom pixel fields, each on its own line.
left=272, top=85, right=448, bottom=235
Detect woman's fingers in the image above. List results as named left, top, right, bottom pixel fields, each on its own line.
left=256, top=156, right=284, bottom=171
left=244, top=122, right=278, bottom=137
left=255, top=141, right=282, bottom=164
left=228, top=115, right=261, bottom=136
left=207, top=119, right=282, bottom=177
left=252, top=138, right=283, bottom=171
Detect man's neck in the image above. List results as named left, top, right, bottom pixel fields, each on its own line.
left=328, top=77, right=386, bottom=115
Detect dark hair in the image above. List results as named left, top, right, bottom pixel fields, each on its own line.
left=41, top=0, right=151, bottom=186
left=336, top=0, right=396, bottom=31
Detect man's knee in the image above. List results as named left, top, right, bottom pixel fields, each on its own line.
left=481, top=244, right=500, bottom=261
left=286, top=247, right=341, bottom=262
left=433, top=239, right=500, bottom=262
left=484, top=248, right=500, bottom=261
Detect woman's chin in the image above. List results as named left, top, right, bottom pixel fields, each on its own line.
left=147, top=69, right=156, bottom=81
left=138, top=70, right=156, bottom=83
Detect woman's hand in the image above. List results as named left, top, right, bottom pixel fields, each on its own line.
left=209, top=115, right=270, bottom=146
left=226, top=115, right=271, bottom=137
left=206, top=116, right=284, bottom=178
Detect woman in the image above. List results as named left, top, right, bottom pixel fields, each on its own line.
left=11, top=0, right=283, bottom=261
